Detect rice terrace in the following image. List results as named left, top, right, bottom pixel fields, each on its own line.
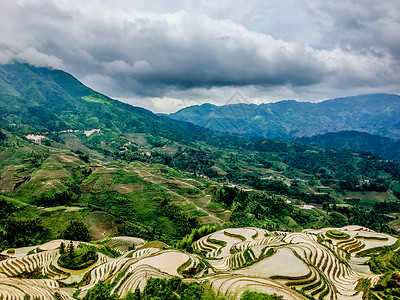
left=2, top=1, right=400, bottom=298
left=0, top=225, right=397, bottom=299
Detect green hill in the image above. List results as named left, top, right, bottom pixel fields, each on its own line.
left=0, top=63, right=206, bottom=143
left=169, top=94, right=400, bottom=139
left=298, top=130, right=400, bottom=161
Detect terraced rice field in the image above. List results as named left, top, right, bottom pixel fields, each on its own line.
left=0, top=226, right=396, bottom=299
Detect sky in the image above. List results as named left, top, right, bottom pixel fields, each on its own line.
left=1, top=0, right=399, bottom=113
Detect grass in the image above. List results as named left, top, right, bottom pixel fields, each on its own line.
left=208, top=238, right=227, bottom=248
left=326, top=230, right=350, bottom=240
left=178, top=203, right=197, bottom=211
left=343, top=191, right=398, bottom=208
left=189, top=210, right=209, bottom=217
left=81, top=94, right=111, bottom=105
left=224, top=231, right=246, bottom=241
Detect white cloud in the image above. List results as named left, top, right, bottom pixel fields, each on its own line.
left=0, top=0, right=399, bottom=112
left=14, top=47, right=64, bottom=69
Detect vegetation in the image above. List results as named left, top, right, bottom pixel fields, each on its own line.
left=61, top=221, right=91, bottom=242
left=169, top=93, right=400, bottom=140
left=241, top=290, right=283, bottom=300
left=176, top=225, right=218, bottom=252
left=83, top=282, right=117, bottom=300
left=2, top=59, right=400, bottom=300
left=298, top=130, right=400, bottom=161
left=372, top=271, right=400, bottom=299
left=58, top=242, right=98, bottom=270
left=326, top=230, right=350, bottom=240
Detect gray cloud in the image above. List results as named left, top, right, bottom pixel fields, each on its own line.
left=0, top=0, right=399, bottom=112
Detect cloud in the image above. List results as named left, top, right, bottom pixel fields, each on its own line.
left=315, top=0, right=400, bottom=58
left=14, top=47, right=64, bottom=69
left=0, top=0, right=399, bottom=112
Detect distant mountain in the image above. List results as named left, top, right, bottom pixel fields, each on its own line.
left=0, top=63, right=205, bottom=142
left=169, top=94, right=400, bottom=139
left=297, top=130, right=400, bottom=161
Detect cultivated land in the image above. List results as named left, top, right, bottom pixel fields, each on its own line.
left=2, top=63, right=400, bottom=300
left=0, top=225, right=396, bottom=299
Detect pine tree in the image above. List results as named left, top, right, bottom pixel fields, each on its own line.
left=68, top=241, right=74, bottom=260
left=59, top=242, right=65, bottom=255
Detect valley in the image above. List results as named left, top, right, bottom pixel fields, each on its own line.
left=0, top=63, right=400, bottom=299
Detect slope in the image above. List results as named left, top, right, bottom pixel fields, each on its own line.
left=169, top=94, right=400, bottom=139
left=297, top=130, right=400, bottom=161
left=0, top=62, right=206, bottom=143
left=0, top=128, right=230, bottom=251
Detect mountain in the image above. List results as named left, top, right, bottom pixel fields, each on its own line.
left=2, top=63, right=400, bottom=299
left=0, top=63, right=206, bottom=142
left=169, top=94, right=400, bottom=139
left=298, top=130, right=400, bottom=161
left=1, top=62, right=400, bottom=237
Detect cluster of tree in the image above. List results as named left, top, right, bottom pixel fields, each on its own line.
left=58, top=241, right=97, bottom=270
left=325, top=204, right=397, bottom=234
left=72, top=149, right=90, bottom=163
left=33, top=189, right=79, bottom=207
left=22, top=150, right=50, bottom=168
left=0, top=217, right=49, bottom=250
left=116, top=196, right=199, bottom=242
left=83, top=277, right=282, bottom=300
left=241, top=290, right=283, bottom=300
left=211, top=185, right=400, bottom=233
left=0, top=197, right=17, bottom=220
left=373, top=271, right=400, bottom=298
left=60, top=221, right=91, bottom=242
left=211, top=186, right=294, bottom=230
left=159, top=197, right=199, bottom=236
left=118, top=222, right=153, bottom=241
left=175, top=224, right=218, bottom=252
left=152, top=147, right=218, bottom=177
left=146, top=135, right=167, bottom=147
left=238, top=176, right=336, bottom=205
left=248, top=139, right=400, bottom=190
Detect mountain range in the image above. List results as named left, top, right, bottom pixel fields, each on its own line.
left=1, top=62, right=400, bottom=299
left=169, top=94, right=400, bottom=140
left=0, top=63, right=206, bottom=143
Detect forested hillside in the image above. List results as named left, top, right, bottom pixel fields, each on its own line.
left=169, top=94, right=400, bottom=139
left=298, top=130, right=400, bottom=161
left=0, top=63, right=209, bottom=143
left=1, top=62, right=400, bottom=251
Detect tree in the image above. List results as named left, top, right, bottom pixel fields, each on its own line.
left=83, top=282, right=117, bottom=300
left=241, top=290, right=284, bottom=300
left=59, top=242, right=65, bottom=254
left=0, top=129, right=6, bottom=144
left=61, top=221, right=91, bottom=242
left=68, top=241, right=74, bottom=260
left=134, top=287, right=141, bottom=300
left=329, top=211, right=348, bottom=227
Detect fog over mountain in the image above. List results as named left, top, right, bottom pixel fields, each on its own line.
left=1, top=1, right=400, bottom=112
